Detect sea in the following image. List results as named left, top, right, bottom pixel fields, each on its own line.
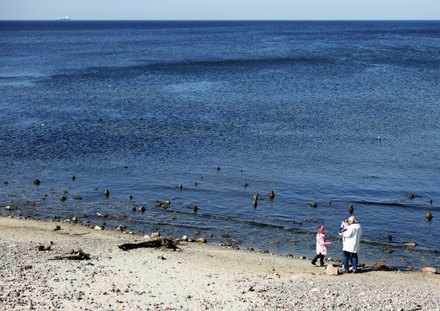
left=1, top=20, right=439, bottom=270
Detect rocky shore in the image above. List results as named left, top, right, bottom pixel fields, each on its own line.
left=1, top=216, right=439, bottom=310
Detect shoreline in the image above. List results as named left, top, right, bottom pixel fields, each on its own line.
left=2, top=210, right=436, bottom=271
left=1, top=216, right=440, bottom=310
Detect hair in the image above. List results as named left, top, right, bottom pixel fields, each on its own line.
left=318, top=225, right=325, bottom=233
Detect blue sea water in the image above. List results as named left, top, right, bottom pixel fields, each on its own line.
left=1, top=20, right=439, bottom=270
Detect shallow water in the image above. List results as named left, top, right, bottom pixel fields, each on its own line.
left=1, top=20, right=439, bottom=269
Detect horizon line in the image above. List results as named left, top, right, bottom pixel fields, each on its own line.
left=1, top=18, right=440, bottom=22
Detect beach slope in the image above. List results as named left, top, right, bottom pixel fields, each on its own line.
left=1, top=217, right=439, bottom=310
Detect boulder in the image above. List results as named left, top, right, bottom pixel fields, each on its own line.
left=421, top=267, right=437, bottom=274
left=325, top=264, right=339, bottom=276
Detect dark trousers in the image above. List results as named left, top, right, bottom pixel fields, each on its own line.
left=311, top=253, right=325, bottom=266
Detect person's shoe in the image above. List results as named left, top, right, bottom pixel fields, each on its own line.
left=352, top=270, right=358, bottom=273
left=342, top=270, right=352, bottom=274
left=320, top=266, right=326, bottom=269
left=310, top=262, right=316, bottom=266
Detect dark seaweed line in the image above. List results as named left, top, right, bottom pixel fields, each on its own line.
left=354, top=200, right=440, bottom=211
left=361, top=239, right=439, bottom=255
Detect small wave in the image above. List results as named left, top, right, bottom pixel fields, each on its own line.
left=0, top=76, right=36, bottom=87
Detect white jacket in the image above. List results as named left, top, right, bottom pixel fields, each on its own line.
left=342, top=223, right=362, bottom=253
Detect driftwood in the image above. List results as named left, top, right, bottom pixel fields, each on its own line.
left=118, top=238, right=178, bottom=251
left=52, top=249, right=91, bottom=260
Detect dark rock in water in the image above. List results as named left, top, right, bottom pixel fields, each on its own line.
left=33, top=179, right=41, bottom=185
left=252, top=193, right=259, bottom=208
left=348, top=204, right=354, bottom=214
left=155, top=200, right=170, bottom=208
left=408, top=193, right=415, bottom=199
left=426, top=212, right=433, bottom=221
left=268, top=190, right=275, bottom=200
left=309, top=202, right=318, bottom=208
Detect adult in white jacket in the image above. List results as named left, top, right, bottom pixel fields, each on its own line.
left=341, top=215, right=362, bottom=273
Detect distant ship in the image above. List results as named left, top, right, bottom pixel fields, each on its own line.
left=57, top=16, right=71, bottom=21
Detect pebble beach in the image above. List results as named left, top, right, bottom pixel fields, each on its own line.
left=1, top=216, right=439, bottom=311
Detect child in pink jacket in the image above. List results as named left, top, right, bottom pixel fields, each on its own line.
left=311, top=226, right=332, bottom=267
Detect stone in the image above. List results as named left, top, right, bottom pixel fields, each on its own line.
left=325, top=264, right=339, bottom=276
left=421, top=267, right=437, bottom=274
left=150, top=231, right=161, bottom=238
left=181, top=235, right=189, bottom=241
left=426, top=212, right=433, bottom=221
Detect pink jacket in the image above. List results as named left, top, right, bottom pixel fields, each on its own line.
left=316, top=233, right=332, bottom=255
